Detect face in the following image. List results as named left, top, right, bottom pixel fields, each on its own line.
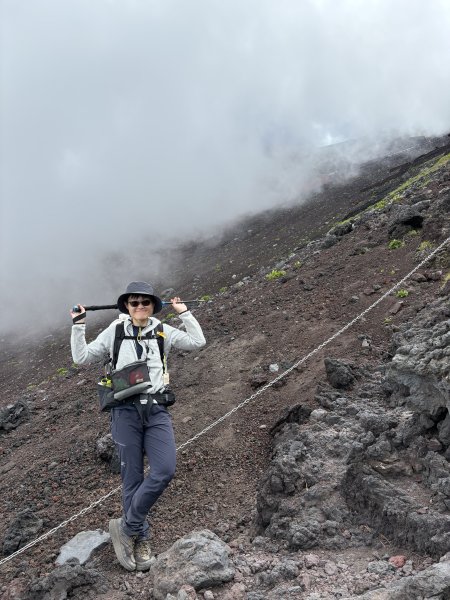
left=125, top=295, right=154, bottom=321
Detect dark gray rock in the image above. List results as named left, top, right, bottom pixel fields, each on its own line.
left=342, top=462, right=450, bottom=557
left=385, top=297, right=450, bottom=419
left=3, top=509, right=43, bottom=556
left=324, top=358, right=356, bottom=389
left=388, top=205, right=424, bottom=238
left=319, top=235, right=339, bottom=249
left=96, top=433, right=120, bottom=474
left=0, top=399, right=30, bottom=433
left=347, top=559, right=450, bottom=599
left=328, top=221, right=354, bottom=237
left=24, top=561, right=108, bottom=599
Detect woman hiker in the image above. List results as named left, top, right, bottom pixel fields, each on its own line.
left=70, top=281, right=206, bottom=571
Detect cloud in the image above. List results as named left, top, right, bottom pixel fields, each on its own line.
left=1, top=0, right=450, bottom=334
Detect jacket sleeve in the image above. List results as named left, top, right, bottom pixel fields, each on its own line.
left=163, top=311, right=206, bottom=353
left=71, top=323, right=114, bottom=365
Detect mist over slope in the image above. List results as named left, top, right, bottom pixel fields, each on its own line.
left=2, top=0, right=450, bottom=334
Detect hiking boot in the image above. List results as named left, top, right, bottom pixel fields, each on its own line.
left=135, top=539, right=153, bottom=571
left=109, top=518, right=136, bottom=571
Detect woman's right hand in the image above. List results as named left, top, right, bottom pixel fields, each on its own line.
left=70, top=304, right=86, bottom=324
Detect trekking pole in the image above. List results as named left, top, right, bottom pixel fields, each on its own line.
left=72, top=300, right=207, bottom=313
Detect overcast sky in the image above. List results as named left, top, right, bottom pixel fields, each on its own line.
left=1, top=0, right=450, bottom=335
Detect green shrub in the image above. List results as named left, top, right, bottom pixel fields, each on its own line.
left=388, top=239, right=404, bottom=250
left=56, top=367, right=68, bottom=376
left=219, top=287, right=228, bottom=293
left=200, top=294, right=212, bottom=302
left=265, top=269, right=286, bottom=281
left=395, top=289, right=409, bottom=298
left=417, top=240, right=433, bottom=252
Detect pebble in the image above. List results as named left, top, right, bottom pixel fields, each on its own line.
left=389, top=555, right=406, bottom=568
left=203, top=592, right=215, bottom=600
left=324, top=561, right=338, bottom=575
left=389, top=301, right=404, bottom=315
left=269, top=364, right=279, bottom=373
left=304, top=554, right=320, bottom=568
left=427, top=438, right=442, bottom=452
left=367, top=560, right=395, bottom=575
left=310, top=409, right=327, bottom=421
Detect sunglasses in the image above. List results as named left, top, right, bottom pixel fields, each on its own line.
left=127, top=299, right=153, bottom=308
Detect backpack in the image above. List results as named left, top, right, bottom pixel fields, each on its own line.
left=97, top=321, right=171, bottom=412
left=111, top=321, right=166, bottom=373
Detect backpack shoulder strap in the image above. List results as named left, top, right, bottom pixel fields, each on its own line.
left=155, top=323, right=165, bottom=372
left=112, top=322, right=126, bottom=370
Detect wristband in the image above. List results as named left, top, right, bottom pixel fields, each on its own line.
left=178, top=310, right=189, bottom=315
left=73, top=313, right=86, bottom=324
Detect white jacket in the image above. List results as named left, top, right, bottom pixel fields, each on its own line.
left=71, top=311, right=206, bottom=394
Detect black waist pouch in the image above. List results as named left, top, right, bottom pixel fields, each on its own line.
left=97, top=382, right=176, bottom=412
left=97, top=381, right=123, bottom=412
left=153, top=389, right=176, bottom=407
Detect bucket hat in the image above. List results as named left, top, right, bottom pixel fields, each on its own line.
left=117, top=281, right=163, bottom=315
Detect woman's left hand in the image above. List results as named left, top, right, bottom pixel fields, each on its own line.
left=171, top=297, right=188, bottom=314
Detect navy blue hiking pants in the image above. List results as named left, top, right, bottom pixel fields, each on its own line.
left=110, top=402, right=176, bottom=539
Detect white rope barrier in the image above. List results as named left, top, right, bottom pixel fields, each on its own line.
left=0, top=235, right=448, bottom=568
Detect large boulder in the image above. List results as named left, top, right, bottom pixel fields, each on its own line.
left=345, top=558, right=450, bottom=599
left=342, top=462, right=450, bottom=558
left=387, top=205, right=424, bottom=238
left=24, top=561, right=108, bottom=599
left=385, top=297, right=450, bottom=445
left=150, top=530, right=235, bottom=600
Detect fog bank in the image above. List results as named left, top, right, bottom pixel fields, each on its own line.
left=1, top=0, right=450, bottom=335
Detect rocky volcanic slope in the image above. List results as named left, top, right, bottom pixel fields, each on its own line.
left=0, top=139, right=449, bottom=599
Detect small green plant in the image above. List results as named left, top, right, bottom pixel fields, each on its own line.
left=214, top=264, right=221, bottom=272
left=417, top=240, right=433, bottom=252
left=373, top=198, right=389, bottom=211
left=383, top=317, right=392, bottom=325
left=56, top=367, right=68, bottom=376
left=395, top=289, right=409, bottom=298
left=406, top=229, right=419, bottom=237
left=265, top=269, right=286, bottom=281
left=200, top=294, right=212, bottom=302
left=165, top=312, right=176, bottom=320
left=388, top=239, right=404, bottom=250
left=293, top=261, right=302, bottom=270
left=219, top=287, right=228, bottom=293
